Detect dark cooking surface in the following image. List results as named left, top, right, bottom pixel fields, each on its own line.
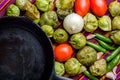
left=0, top=16, right=54, bottom=80
left=0, top=28, right=45, bottom=80
left=0, top=27, right=45, bottom=80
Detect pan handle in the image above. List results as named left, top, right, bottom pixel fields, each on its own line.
left=52, top=72, right=73, bottom=80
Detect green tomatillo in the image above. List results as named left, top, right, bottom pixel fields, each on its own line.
left=83, top=13, right=98, bottom=32
left=69, top=33, right=86, bottom=49
left=6, top=4, right=20, bottom=16
left=53, top=28, right=68, bottom=43
left=54, top=61, right=65, bottom=76
left=41, top=25, right=54, bottom=38
left=65, top=58, right=81, bottom=76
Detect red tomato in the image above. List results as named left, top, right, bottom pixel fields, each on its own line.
left=74, top=0, right=90, bottom=16
left=90, top=0, right=107, bottom=16
left=54, top=43, right=73, bottom=62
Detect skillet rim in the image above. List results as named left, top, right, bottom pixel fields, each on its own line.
left=0, top=16, right=55, bottom=80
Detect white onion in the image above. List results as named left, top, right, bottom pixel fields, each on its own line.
left=63, top=13, right=84, bottom=34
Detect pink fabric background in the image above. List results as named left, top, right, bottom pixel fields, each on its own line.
left=0, top=0, right=120, bottom=80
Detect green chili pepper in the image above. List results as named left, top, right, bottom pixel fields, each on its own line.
left=86, top=41, right=107, bottom=53
left=106, top=47, right=120, bottom=62
left=97, top=39, right=115, bottom=50
left=83, top=71, right=98, bottom=80
left=94, top=33, right=113, bottom=43
left=106, top=54, right=120, bottom=73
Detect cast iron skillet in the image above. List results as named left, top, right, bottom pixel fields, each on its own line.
left=0, top=16, right=72, bottom=80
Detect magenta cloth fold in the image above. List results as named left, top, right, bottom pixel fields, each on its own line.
left=0, top=0, right=15, bottom=17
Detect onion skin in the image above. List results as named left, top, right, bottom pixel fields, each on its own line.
left=63, top=13, right=84, bottom=34
left=97, top=52, right=104, bottom=60
left=86, top=34, right=95, bottom=40
left=106, top=72, right=116, bottom=80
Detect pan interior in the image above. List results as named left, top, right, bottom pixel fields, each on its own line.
left=0, top=26, right=46, bottom=80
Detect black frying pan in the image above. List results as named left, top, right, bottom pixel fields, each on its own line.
left=0, top=16, right=72, bottom=80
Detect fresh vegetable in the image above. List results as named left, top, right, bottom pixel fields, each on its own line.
left=35, top=0, right=54, bottom=12
left=106, top=66, right=117, bottom=80
left=53, top=28, right=68, bottom=43
left=33, top=18, right=40, bottom=24
left=86, top=41, right=107, bottom=53
left=63, top=13, right=84, bottom=34
left=112, top=66, right=117, bottom=75
left=23, top=1, right=40, bottom=20
left=94, top=33, right=113, bottom=43
left=110, top=30, right=120, bottom=45
left=77, top=46, right=97, bottom=66
left=97, top=39, right=115, bottom=50
left=106, top=71, right=116, bottom=80
left=97, top=52, right=104, bottom=60
left=106, top=47, right=120, bottom=62
left=86, top=34, right=96, bottom=40
left=41, top=25, right=54, bottom=38
left=54, top=43, right=73, bottom=62
left=109, top=1, right=120, bottom=17
left=112, top=16, right=120, bottom=30
left=89, top=59, right=107, bottom=76
left=98, top=16, right=112, bottom=31
left=64, top=58, right=81, bottom=76
left=56, top=9, right=73, bottom=20
left=15, top=0, right=28, bottom=10
left=6, top=4, right=20, bottom=16
left=69, top=33, right=86, bottom=49
left=83, top=13, right=98, bottom=32
left=55, top=0, right=75, bottom=10
left=40, top=11, right=59, bottom=28
left=106, top=54, right=120, bottom=73
left=83, top=71, right=98, bottom=80
left=55, top=0, right=75, bottom=20
left=74, top=0, right=90, bottom=16
left=54, top=61, right=65, bottom=76
left=79, top=66, right=87, bottom=73
left=90, top=0, right=107, bottom=16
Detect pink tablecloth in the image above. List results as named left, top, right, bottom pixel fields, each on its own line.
left=0, top=0, right=120, bottom=80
